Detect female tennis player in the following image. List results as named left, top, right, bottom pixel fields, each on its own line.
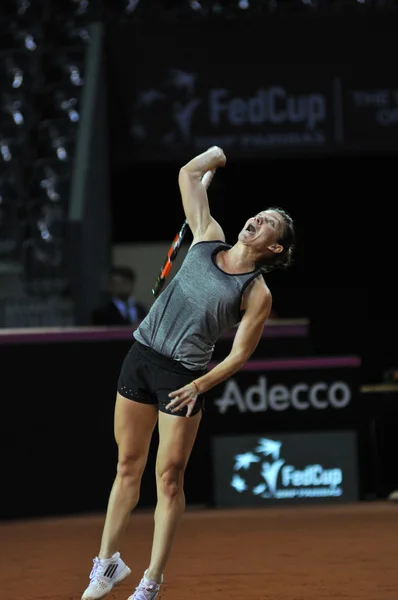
left=81, top=146, right=296, bottom=600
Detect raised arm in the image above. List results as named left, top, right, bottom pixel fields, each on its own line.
left=178, top=146, right=226, bottom=243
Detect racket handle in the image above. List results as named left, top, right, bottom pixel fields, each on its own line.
left=152, top=257, right=173, bottom=296
left=178, top=220, right=189, bottom=239
left=152, top=220, right=189, bottom=297
left=152, top=276, right=165, bottom=296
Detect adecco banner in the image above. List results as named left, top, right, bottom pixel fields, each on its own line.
left=205, top=356, right=361, bottom=434
left=107, top=17, right=398, bottom=163
left=212, top=430, right=359, bottom=507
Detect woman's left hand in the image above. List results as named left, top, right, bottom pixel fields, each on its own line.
left=166, top=383, right=199, bottom=418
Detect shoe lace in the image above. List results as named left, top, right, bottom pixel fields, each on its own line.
left=134, top=580, right=158, bottom=599
left=89, top=557, right=102, bottom=582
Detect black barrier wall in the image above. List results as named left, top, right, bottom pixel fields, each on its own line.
left=0, top=327, right=376, bottom=521
left=0, top=329, right=209, bottom=520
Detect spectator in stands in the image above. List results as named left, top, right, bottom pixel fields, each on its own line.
left=91, top=265, right=148, bottom=327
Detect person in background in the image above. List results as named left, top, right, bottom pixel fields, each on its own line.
left=92, top=266, right=148, bottom=327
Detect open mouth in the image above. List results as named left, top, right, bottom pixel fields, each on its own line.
left=246, top=223, right=256, bottom=233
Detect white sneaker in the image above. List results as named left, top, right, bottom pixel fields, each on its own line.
left=128, top=570, right=163, bottom=600
left=81, top=552, right=131, bottom=600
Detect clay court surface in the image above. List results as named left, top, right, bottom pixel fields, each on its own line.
left=2, top=501, right=397, bottom=600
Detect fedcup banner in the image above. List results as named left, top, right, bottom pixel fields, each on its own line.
left=212, top=430, right=360, bottom=507
left=128, top=66, right=333, bottom=159
left=107, top=18, right=398, bottom=162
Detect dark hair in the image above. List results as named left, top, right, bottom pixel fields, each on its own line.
left=256, top=206, right=296, bottom=273
left=110, top=265, right=136, bottom=282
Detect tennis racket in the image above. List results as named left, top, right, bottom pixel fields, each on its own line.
left=151, top=170, right=216, bottom=297
left=152, top=219, right=189, bottom=296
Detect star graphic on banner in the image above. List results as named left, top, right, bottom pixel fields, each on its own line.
left=138, top=89, right=166, bottom=106
left=231, top=474, right=248, bottom=493
left=168, top=69, right=196, bottom=95
left=234, top=452, right=261, bottom=471
left=253, top=483, right=267, bottom=495
left=255, top=438, right=282, bottom=460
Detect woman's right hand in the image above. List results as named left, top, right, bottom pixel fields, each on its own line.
left=208, top=146, right=227, bottom=167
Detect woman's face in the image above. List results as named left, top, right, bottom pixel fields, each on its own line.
left=239, top=209, right=284, bottom=253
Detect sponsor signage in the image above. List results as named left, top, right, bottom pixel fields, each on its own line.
left=206, top=356, right=361, bottom=433
left=107, top=18, right=398, bottom=162
left=212, top=430, right=359, bottom=507
left=128, top=68, right=334, bottom=159
left=341, top=73, right=398, bottom=150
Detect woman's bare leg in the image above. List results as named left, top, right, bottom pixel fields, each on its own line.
left=145, top=410, right=202, bottom=582
left=99, top=393, right=158, bottom=558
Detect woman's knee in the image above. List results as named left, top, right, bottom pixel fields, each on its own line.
left=156, top=461, right=186, bottom=500
left=117, top=449, right=147, bottom=483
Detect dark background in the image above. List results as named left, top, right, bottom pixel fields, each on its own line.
left=110, top=153, right=396, bottom=384
left=105, top=12, right=398, bottom=383
left=2, top=2, right=398, bottom=522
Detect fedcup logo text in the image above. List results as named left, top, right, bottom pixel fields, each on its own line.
left=208, top=87, right=325, bottom=130
left=214, top=376, right=351, bottom=414
left=231, top=437, right=344, bottom=500
left=131, top=68, right=328, bottom=148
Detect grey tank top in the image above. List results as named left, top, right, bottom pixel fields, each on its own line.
left=133, top=240, right=262, bottom=370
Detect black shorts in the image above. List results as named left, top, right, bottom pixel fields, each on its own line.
left=117, top=340, right=207, bottom=417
